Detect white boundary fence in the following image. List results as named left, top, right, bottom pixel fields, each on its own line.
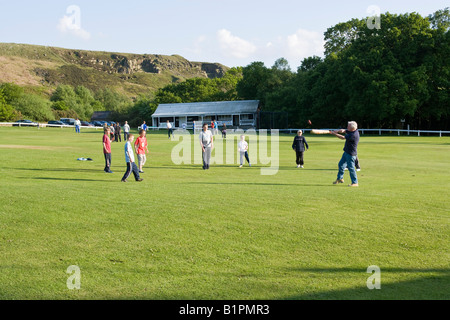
left=281, top=128, right=450, bottom=137
left=0, top=122, right=104, bottom=129
left=1, top=122, right=450, bottom=137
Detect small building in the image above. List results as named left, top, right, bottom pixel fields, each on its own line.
left=151, top=100, right=260, bottom=129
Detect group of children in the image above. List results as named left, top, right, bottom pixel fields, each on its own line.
left=102, top=123, right=360, bottom=184
left=210, top=120, right=227, bottom=138
left=102, top=127, right=148, bottom=182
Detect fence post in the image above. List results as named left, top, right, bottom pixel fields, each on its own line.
left=379, top=129, right=381, bottom=136
left=398, top=129, right=400, bottom=136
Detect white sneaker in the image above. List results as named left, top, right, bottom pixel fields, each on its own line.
left=300, top=165, right=304, bottom=168
left=297, top=165, right=300, bottom=168
left=239, top=165, right=243, bottom=168
left=356, top=168, right=361, bottom=172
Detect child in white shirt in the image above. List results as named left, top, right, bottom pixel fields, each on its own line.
left=238, top=135, right=251, bottom=168
left=121, top=134, right=144, bottom=182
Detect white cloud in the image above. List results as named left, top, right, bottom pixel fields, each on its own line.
left=57, top=6, right=91, bottom=40
left=285, top=29, right=324, bottom=61
left=185, top=28, right=324, bottom=68
left=217, top=29, right=256, bottom=59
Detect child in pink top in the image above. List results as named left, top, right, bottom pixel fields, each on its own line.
left=103, top=127, right=113, bottom=173
left=134, top=129, right=149, bottom=173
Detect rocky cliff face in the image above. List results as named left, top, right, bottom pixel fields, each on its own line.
left=64, top=50, right=227, bottom=78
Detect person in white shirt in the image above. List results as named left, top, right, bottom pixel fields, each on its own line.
left=238, top=135, right=251, bottom=168
left=123, top=121, right=130, bottom=141
left=199, top=123, right=213, bottom=170
left=121, top=134, right=143, bottom=182
left=167, top=120, right=174, bottom=139
left=75, top=118, right=81, bottom=133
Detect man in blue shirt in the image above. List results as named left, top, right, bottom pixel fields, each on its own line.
left=331, top=121, right=360, bottom=187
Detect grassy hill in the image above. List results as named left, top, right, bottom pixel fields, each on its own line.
left=0, top=43, right=229, bottom=97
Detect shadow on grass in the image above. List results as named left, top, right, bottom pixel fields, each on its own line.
left=186, top=182, right=334, bottom=187
left=150, top=165, right=336, bottom=171
left=280, top=267, right=450, bottom=300
left=8, top=165, right=336, bottom=173
left=12, top=167, right=100, bottom=173
left=284, top=267, right=450, bottom=274
left=23, top=177, right=117, bottom=182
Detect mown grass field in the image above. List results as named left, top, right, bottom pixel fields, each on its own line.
left=0, top=126, right=449, bottom=300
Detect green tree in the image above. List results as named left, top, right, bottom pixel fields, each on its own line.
left=95, top=88, right=131, bottom=114
left=0, top=83, right=24, bottom=104
left=0, top=91, right=15, bottom=121
left=14, top=94, right=55, bottom=122
left=236, top=62, right=270, bottom=103
left=125, top=95, right=158, bottom=126
left=51, top=84, right=77, bottom=103
left=323, top=18, right=365, bottom=56
left=272, top=58, right=291, bottom=72
left=74, top=86, right=96, bottom=120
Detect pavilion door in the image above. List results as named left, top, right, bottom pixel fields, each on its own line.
left=233, top=115, right=239, bottom=127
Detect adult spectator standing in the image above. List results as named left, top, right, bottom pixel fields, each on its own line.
left=75, top=118, right=81, bottom=134
left=167, top=120, right=174, bottom=139
left=123, top=121, right=130, bottom=141
left=199, top=123, right=213, bottom=170
left=331, top=121, right=360, bottom=187
left=115, top=122, right=122, bottom=142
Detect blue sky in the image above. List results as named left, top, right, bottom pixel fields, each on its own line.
left=0, top=0, right=448, bottom=68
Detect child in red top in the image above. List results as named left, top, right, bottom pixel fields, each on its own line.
left=134, top=129, right=149, bottom=173
left=103, top=127, right=113, bottom=173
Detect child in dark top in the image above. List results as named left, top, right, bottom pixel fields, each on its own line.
left=222, top=123, right=227, bottom=139
left=292, top=130, right=309, bottom=168
left=115, top=122, right=122, bottom=142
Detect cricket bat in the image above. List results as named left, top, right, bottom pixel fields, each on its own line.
left=311, top=129, right=331, bottom=135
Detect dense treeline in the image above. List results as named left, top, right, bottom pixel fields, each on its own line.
left=238, top=9, right=450, bottom=130
left=1, top=9, right=448, bottom=130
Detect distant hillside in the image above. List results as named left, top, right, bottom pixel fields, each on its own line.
left=0, top=43, right=229, bottom=97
